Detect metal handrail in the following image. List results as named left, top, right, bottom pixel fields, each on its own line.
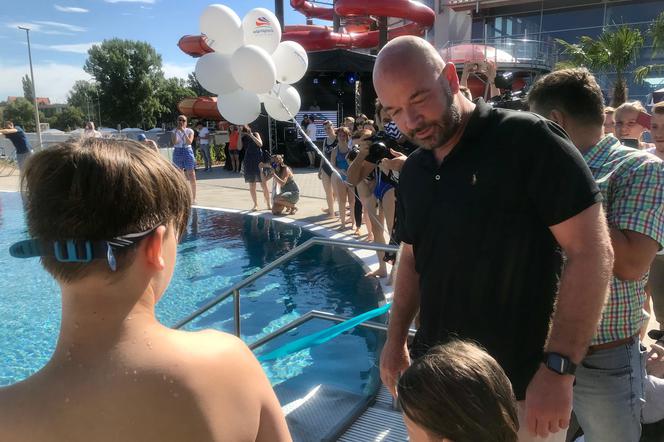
left=173, top=237, right=400, bottom=333
left=248, top=309, right=416, bottom=351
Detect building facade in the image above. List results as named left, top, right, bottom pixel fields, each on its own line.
left=434, top=0, right=664, bottom=104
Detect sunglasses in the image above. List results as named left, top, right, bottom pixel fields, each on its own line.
left=9, top=223, right=163, bottom=271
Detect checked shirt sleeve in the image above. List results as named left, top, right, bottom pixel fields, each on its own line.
left=609, top=159, right=664, bottom=249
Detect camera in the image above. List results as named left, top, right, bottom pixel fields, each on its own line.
left=363, top=133, right=399, bottom=164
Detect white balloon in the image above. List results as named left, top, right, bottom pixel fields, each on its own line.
left=217, top=90, right=261, bottom=125
left=200, top=4, right=243, bottom=54
left=242, top=8, right=281, bottom=54
left=231, top=45, right=277, bottom=94
left=262, top=84, right=301, bottom=122
left=272, top=41, right=308, bottom=84
left=194, top=53, right=239, bottom=95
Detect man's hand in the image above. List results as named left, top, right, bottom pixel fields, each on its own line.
left=647, top=341, right=664, bottom=377
left=380, top=339, right=411, bottom=397
left=525, top=365, right=574, bottom=438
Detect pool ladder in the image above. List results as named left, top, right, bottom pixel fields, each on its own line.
left=173, top=237, right=412, bottom=441
left=173, top=237, right=402, bottom=341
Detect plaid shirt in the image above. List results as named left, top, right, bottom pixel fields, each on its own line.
left=583, top=135, right=664, bottom=345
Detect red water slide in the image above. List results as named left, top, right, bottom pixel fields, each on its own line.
left=178, top=0, right=435, bottom=57
left=285, top=0, right=435, bottom=51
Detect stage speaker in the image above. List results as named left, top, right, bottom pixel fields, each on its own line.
left=284, top=127, right=297, bottom=142
left=283, top=141, right=309, bottom=167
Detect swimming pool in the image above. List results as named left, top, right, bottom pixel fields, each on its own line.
left=0, top=191, right=386, bottom=430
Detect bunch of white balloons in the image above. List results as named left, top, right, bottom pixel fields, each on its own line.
left=195, top=4, right=308, bottom=124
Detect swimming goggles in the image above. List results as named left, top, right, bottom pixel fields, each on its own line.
left=9, top=224, right=162, bottom=271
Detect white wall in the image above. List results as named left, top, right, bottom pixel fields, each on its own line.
left=434, top=6, right=473, bottom=49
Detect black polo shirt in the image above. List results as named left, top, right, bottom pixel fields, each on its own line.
left=397, top=99, right=601, bottom=400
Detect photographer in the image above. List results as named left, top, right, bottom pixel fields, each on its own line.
left=262, top=155, right=299, bottom=216
left=459, top=60, right=501, bottom=101
left=347, top=101, right=408, bottom=278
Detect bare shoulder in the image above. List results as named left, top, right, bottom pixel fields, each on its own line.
left=0, top=379, right=49, bottom=441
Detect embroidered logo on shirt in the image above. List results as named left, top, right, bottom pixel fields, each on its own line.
left=471, top=173, right=478, bottom=186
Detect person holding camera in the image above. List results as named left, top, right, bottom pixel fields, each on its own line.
left=265, top=155, right=300, bottom=216
left=240, top=125, right=271, bottom=212
left=347, top=103, right=408, bottom=278
left=460, top=60, right=501, bottom=101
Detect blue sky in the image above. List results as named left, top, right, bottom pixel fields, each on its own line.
left=0, top=0, right=320, bottom=102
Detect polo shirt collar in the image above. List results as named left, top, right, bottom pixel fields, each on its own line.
left=583, top=134, right=620, bottom=169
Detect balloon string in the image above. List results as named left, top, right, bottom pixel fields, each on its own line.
left=276, top=96, right=389, bottom=235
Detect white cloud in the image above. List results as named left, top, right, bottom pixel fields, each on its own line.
left=33, top=21, right=86, bottom=33
left=105, top=0, right=156, bottom=3
left=54, top=5, right=90, bottom=13
left=0, top=63, right=91, bottom=103
left=163, top=62, right=194, bottom=80
left=31, top=42, right=100, bottom=54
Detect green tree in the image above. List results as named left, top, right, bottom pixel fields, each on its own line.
left=187, top=72, right=210, bottom=97
left=155, top=77, right=196, bottom=126
left=22, top=75, right=34, bottom=102
left=67, top=80, right=99, bottom=121
left=4, top=97, right=38, bottom=131
left=50, top=106, right=85, bottom=131
left=84, top=39, right=164, bottom=128
left=635, top=11, right=664, bottom=83
left=557, top=26, right=644, bottom=107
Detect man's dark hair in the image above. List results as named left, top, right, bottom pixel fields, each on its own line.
left=528, top=68, right=604, bottom=127
left=397, top=340, right=519, bottom=442
left=22, top=138, right=191, bottom=282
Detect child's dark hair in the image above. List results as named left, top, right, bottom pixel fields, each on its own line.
left=397, top=340, right=519, bottom=442
left=22, top=137, right=191, bottom=282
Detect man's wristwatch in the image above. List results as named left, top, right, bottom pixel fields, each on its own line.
left=542, top=352, right=577, bottom=376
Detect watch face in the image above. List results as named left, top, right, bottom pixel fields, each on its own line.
left=549, top=353, right=565, bottom=373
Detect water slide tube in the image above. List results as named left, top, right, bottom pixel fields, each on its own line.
left=284, top=0, right=435, bottom=51
left=177, top=96, right=221, bottom=120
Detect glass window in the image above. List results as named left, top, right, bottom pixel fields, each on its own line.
left=606, top=0, right=664, bottom=26
left=541, top=5, right=605, bottom=32
left=472, top=19, right=485, bottom=40
left=541, top=27, right=603, bottom=46
left=486, top=13, right=540, bottom=39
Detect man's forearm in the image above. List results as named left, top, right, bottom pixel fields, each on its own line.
left=387, top=244, right=420, bottom=345
left=546, top=247, right=612, bottom=361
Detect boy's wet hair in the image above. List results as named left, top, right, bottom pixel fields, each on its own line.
left=22, top=137, right=191, bottom=282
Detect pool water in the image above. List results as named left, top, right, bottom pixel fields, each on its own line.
left=0, top=192, right=385, bottom=401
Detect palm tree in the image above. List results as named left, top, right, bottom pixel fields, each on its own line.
left=634, top=11, right=664, bottom=83
left=556, top=26, right=644, bottom=107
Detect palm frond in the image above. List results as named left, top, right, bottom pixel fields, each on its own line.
left=650, top=11, right=664, bottom=56
left=634, top=64, right=664, bottom=83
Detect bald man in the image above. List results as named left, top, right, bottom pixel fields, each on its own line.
left=375, top=36, right=613, bottom=441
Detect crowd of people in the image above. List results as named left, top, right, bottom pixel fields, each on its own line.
left=1, top=33, right=664, bottom=442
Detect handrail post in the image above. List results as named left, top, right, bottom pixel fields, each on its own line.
left=233, top=289, right=241, bottom=337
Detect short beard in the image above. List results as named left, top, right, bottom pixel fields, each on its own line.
left=406, top=87, right=462, bottom=151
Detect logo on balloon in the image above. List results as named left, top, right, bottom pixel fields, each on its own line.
left=256, top=17, right=270, bottom=27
